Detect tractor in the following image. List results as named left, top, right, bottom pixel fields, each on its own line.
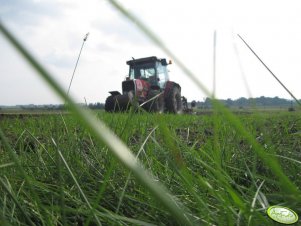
left=104, top=56, right=183, bottom=113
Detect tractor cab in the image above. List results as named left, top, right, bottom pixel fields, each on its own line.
left=126, top=56, right=170, bottom=89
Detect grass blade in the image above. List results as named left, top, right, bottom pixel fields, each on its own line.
left=0, top=178, right=34, bottom=226
left=51, top=138, right=102, bottom=226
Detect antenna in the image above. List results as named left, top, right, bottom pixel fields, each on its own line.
left=67, top=32, right=89, bottom=96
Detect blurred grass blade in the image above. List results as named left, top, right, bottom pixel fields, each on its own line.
left=213, top=30, right=216, bottom=97
left=238, top=34, right=301, bottom=106
left=232, top=34, right=252, bottom=97
left=0, top=163, right=14, bottom=169
left=0, top=21, right=194, bottom=226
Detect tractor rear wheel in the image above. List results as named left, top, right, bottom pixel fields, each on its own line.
left=165, top=86, right=182, bottom=114
left=145, top=90, right=164, bottom=113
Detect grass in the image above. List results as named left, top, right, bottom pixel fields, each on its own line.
left=1, top=1, right=301, bottom=224
left=0, top=111, right=301, bottom=225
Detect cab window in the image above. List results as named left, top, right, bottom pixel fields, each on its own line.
left=129, top=64, right=156, bottom=80
left=156, top=63, right=168, bottom=88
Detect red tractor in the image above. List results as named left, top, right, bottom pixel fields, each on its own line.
left=104, top=56, right=183, bottom=113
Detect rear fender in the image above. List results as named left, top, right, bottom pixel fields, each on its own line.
left=109, top=91, right=122, bottom=96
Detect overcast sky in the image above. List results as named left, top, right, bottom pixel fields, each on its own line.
left=1, top=0, right=301, bottom=105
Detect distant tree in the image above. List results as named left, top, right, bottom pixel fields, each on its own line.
left=191, top=100, right=196, bottom=108
left=236, top=97, right=248, bottom=108
left=190, top=96, right=294, bottom=109
left=204, top=97, right=212, bottom=109
left=55, top=105, right=60, bottom=110
left=88, top=102, right=104, bottom=109
left=225, top=98, right=233, bottom=107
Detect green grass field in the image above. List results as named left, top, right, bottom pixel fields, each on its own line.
left=0, top=110, right=300, bottom=225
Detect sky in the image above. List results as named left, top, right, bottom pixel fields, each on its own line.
left=1, top=0, right=301, bottom=105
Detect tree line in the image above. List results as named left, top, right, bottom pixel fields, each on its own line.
left=193, top=96, right=298, bottom=109
left=1, top=97, right=298, bottom=110
left=0, top=103, right=105, bottom=110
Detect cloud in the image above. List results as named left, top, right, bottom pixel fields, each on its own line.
left=1, top=0, right=63, bottom=26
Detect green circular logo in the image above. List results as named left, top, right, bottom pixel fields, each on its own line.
left=267, top=206, right=298, bottom=224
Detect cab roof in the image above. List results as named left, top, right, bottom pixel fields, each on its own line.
left=126, top=56, right=168, bottom=66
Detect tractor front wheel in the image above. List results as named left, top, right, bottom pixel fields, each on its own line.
left=105, top=94, right=130, bottom=112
